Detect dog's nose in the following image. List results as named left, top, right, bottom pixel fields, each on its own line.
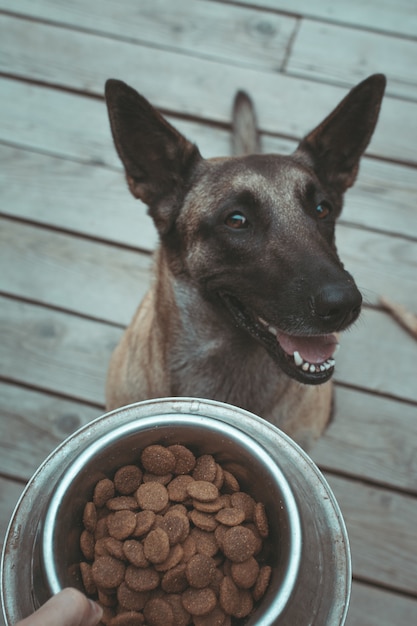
left=311, top=282, right=362, bottom=329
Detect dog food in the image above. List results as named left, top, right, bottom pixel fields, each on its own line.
left=79, top=444, right=272, bottom=625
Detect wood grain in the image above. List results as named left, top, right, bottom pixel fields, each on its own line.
left=0, top=15, right=416, bottom=164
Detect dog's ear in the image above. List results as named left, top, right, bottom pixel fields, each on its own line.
left=105, top=79, right=201, bottom=234
left=295, top=74, right=386, bottom=194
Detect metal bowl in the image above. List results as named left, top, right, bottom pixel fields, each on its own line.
left=1, top=398, right=351, bottom=624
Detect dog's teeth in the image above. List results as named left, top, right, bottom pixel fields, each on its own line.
left=320, top=364, right=326, bottom=372
left=293, top=351, right=303, bottom=366
left=268, top=325, right=277, bottom=337
left=309, top=364, right=316, bottom=373
left=333, top=344, right=340, bottom=355
left=258, top=317, right=268, bottom=327
left=302, top=362, right=310, bottom=371
left=327, top=358, right=336, bottom=367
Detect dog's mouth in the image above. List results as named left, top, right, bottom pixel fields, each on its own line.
left=219, top=293, right=338, bottom=384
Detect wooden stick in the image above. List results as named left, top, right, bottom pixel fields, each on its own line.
left=380, top=296, right=417, bottom=340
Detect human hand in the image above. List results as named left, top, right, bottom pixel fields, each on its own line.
left=15, top=588, right=102, bottom=626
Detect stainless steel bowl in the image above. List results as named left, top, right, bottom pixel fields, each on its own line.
left=1, top=398, right=351, bottom=625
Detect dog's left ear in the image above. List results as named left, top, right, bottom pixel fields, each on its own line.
left=295, top=74, right=386, bottom=194
left=105, top=79, right=202, bottom=234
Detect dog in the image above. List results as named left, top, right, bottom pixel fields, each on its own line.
left=104, top=74, right=385, bottom=450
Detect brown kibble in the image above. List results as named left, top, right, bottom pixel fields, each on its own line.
left=233, top=588, right=253, bottom=618
left=133, top=510, right=156, bottom=537
left=186, top=481, right=219, bottom=502
left=254, top=501, right=269, bottom=538
left=80, top=529, right=95, bottom=561
left=190, top=509, right=218, bottom=532
left=93, top=478, right=115, bottom=507
left=108, top=612, right=145, bottom=626
left=222, top=526, right=257, bottom=563
left=123, top=539, right=149, bottom=568
left=181, top=534, right=197, bottom=563
left=161, top=563, right=188, bottom=594
left=80, top=562, right=96, bottom=595
left=192, top=455, right=217, bottom=482
left=168, top=444, right=196, bottom=475
left=125, top=565, right=160, bottom=592
left=83, top=502, right=97, bottom=533
left=192, top=495, right=227, bottom=513
left=185, top=554, right=216, bottom=589
left=231, top=492, right=255, bottom=521
left=167, top=475, right=194, bottom=502
left=95, top=516, right=109, bottom=540
left=141, top=445, right=176, bottom=476
left=181, top=587, right=217, bottom=616
left=253, top=565, right=272, bottom=601
left=164, top=594, right=192, bottom=626
left=143, top=528, right=170, bottom=564
left=154, top=543, right=184, bottom=572
left=136, top=482, right=169, bottom=512
left=143, top=472, right=173, bottom=485
left=190, top=528, right=219, bottom=557
left=215, top=507, right=245, bottom=527
left=117, top=582, right=149, bottom=611
left=160, top=510, right=189, bottom=544
left=231, top=557, right=260, bottom=589
left=92, top=556, right=125, bottom=589
left=212, top=464, right=225, bottom=490
left=194, top=605, right=227, bottom=626
left=104, top=537, right=125, bottom=561
left=143, top=597, right=174, bottom=626
left=106, top=496, right=139, bottom=511
left=219, top=575, right=240, bottom=616
left=98, top=589, right=117, bottom=608
left=222, top=471, right=240, bottom=493
left=107, top=510, right=137, bottom=540
left=114, top=465, right=143, bottom=495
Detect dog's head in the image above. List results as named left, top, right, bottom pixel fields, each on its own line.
left=105, top=75, right=386, bottom=385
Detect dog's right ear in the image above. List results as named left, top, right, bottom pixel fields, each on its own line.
left=105, top=80, right=201, bottom=234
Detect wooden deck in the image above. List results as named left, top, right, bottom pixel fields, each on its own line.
left=1, top=1, right=416, bottom=623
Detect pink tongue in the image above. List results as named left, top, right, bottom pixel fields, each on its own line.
left=276, top=332, right=338, bottom=364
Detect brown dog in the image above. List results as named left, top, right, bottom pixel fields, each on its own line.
left=104, top=75, right=385, bottom=450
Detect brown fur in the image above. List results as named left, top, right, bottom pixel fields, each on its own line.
left=104, top=75, right=385, bottom=450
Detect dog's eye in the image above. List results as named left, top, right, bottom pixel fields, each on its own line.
left=225, top=212, right=249, bottom=229
left=315, top=203, right=332, bottom=219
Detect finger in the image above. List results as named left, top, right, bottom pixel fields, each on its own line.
left=16, top=588, right=103, bottom=626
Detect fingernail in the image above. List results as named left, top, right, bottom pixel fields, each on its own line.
left=88, top=599, right=103, bottom=623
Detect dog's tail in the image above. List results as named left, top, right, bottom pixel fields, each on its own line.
left=231, top=91, right=261, bottom=156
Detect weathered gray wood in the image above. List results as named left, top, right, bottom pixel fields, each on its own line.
left=1, top=16, right=416, bottom=164
left=0, top=296, right=119, bottom=405
left=334, top=307, right=417, bottom=404
left=2, top=135, right=417, bottom=244
left=0, top=0, right=297, bottom=72
left=0, top=218, right=152, bottom=326
left=312, top=387, right=417, bottom=494
left=0, top=382, right=100, bottom=482
left=1, top=216, right=416, bottom=323
left=287, top=20, right=417, bottom=101
left=230, top=0, right=417, bottom=38
left=347, top=581, right=417, bottom=625
left=325, top=473, right=417, bottom=594
left=1, top=295, right=416, bottom=409
left=0, top=476, right=25, bottom=551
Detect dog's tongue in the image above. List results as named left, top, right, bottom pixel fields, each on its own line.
left=276, top=332, right=338, bottom=364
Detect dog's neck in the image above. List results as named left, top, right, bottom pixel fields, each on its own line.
left=153, top=253, right=290, bottom=416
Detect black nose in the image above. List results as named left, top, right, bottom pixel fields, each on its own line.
left=312, top=282, right=362, bottom=329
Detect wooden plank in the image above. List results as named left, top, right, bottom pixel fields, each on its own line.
left=347, top=581, right=417, bottom=625
left=0, top=476, right=25, bottom=551
left=2, top=214, right=417, bottom=326
left=2, top=132, right=417, bottom=244
left=229, top=0, right=417, bottom=38
left=0, top=17, right=416, bottom=165
left=0, top=296, right=119, bottom=405
left=325, top=474, right=417, bottom=595
left=335, top=307, right=417, bottom=404
left=288, top=20, right=417, bottom=101
left=0, top=0, right=297, bottom=72
left=312, top=387, right=417, bottom=494
left=0, top=218, right=152, bottom=326
left=0, top=382, right=100, bottom=482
